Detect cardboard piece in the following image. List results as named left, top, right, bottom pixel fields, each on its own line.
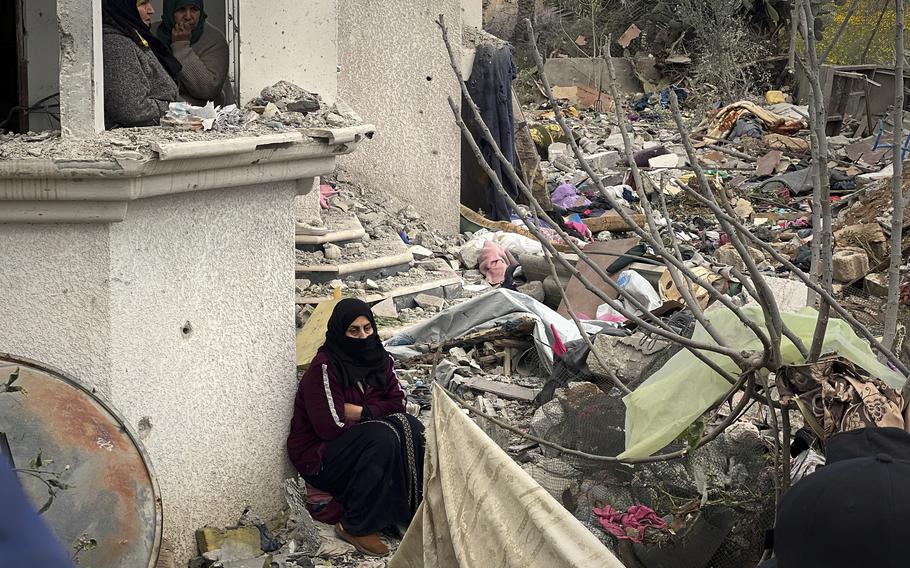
left=556, top=238, right=640, bottom=320
left=296, top=292, right=342, bottom=367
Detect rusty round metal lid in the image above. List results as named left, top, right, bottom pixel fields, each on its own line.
left=0, top=355, right=162, bottom=568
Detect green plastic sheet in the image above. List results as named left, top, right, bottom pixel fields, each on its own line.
left=620, top=305, right=906, bottom=459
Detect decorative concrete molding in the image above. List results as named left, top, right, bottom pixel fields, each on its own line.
left=0, top=127, right=376, bottom=223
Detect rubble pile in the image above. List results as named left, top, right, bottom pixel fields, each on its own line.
left=0, top=81, right=361, bottom=161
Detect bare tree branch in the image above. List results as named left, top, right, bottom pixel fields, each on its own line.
left=799, top=0, right=834, bottom=362
left=519, top=19, right=776, bottom=363
left=675, top=183, right=910, bottom=377
left=441, top=371, right=755, bottom=464
left=885, top=0, right=906, bottom=351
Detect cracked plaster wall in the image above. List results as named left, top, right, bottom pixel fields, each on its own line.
left=107, top=182, right=298, bottom=562
left=337, top=0, right=464, bottom=234
left=238, top=0, right=337, bottom=104
left=0, top=180, right=298, bottom=564
left=0, top=224, right=113, bottom=397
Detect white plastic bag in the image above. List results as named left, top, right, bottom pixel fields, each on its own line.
left=617, top=270, right=662, bottom=315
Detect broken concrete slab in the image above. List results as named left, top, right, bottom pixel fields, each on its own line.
left=409, top=245, right=434, bottom=259
left=648, top=153, right=679, bottom=168
left=584, top=150, right=620, bottom=171
left=414, top=292, right=445, bottom=311
left=460, top=376, right=540, bottom=402
left=714, top=243, right=765, bottom=272
left=517, top=281, right=546, bottom=303
left=586, top=332, right=675, bottom=388
left=864, top=272, right=889, bottom=297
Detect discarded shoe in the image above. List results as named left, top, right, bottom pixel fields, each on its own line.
left=335, top=523, right=389, bottom=557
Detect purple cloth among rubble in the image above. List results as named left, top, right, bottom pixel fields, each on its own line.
left=551, top=183, right=591, bottom=210
left=593, top=504, right=667, bottom=543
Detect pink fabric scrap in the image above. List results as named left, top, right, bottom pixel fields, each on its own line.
left=478, top=240, right=512, bottom=285
left=550, top=323, right=567, bottom=358
left=565, top=220, right=593, bottom=242
left=593, top=504, right=667, bottom=543
left=319, top=184, right=340, bottom=209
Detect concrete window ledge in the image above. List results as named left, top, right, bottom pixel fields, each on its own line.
left=0, top=125, right=375, bottom=223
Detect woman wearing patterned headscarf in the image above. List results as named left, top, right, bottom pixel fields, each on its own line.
left=153, top=0, right=233, bottom=106
left=101, top=0, right=180, bottom=128
left=287, top=299, right=425, bottom=558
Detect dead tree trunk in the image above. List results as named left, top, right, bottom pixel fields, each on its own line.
left=885, top=0, right=906, bottom=352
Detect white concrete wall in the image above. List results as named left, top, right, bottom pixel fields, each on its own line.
left=106, top=182, right=298, bottom=561
left=238, top=0, right=337, bottom=104
left=24, top=0, right=60, bottom=132
left=463, top=0, right=483, bottom=29
left=0, top=224, right=113, bottom=396
left=0, top=180, right=299, bottom=563
left=337, top=0, right=463, bottom=234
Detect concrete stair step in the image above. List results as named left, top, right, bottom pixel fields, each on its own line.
left=295, top=209, right=366, bottom=251
left=295, top=232, right=413, bottom=283
left=296, top=261, right=462, bottom=306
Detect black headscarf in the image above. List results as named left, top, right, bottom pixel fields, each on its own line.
left=102, top=0, right=182, bottom=79
left=320, top=299, right=389, bottom=390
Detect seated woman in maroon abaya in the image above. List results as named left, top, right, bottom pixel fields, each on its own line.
left=287, top=299, right=425, bottom=558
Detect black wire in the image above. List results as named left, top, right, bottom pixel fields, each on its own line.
left=0, top=92, right=61, bottom=130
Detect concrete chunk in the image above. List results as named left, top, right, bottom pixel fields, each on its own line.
left=372, top=297, right=399, bottom=319
left=584, top=150, right=620, bottom=171
left=195, top=526, right=262, bottom=559
left=832, top=248, right=869, bottom=282
left=414, top=293, right=445, bottom=311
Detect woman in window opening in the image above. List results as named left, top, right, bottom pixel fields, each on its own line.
left=101, top=0, right=180, bottom=128
left=154, top=0, right=233, bottom=106
left=287, top=299, right=425, bottom=558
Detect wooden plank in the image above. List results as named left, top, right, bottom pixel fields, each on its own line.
left=556, top=238, right=640, bottom=319
left=581, top=210, right=646, bottom=233
left=460, top=377, right=540, bottom=402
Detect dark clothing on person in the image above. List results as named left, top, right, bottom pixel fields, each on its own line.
left=759, top=427, right=910, bottom=568
left=287, top=351, right=408, bottom=476
left=465, top=43, right=518, bottom=221
left=102, top=24, right=180, bottom=128
left=287, top=298, right=424, bottom=536
left=303, top=413, right=424, bottom=536
left=322, top=298, right=389, bottom=391
left=0, top=458, right=73, bottom=568
left=102, top=0, right=181, bottom=78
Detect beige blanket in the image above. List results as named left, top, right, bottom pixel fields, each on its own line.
left=389, top=385, right=624, bottom=568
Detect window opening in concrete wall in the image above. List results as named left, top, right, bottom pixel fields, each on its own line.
left=0, top=0, right=60, bottom=132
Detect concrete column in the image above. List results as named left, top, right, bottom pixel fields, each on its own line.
left=462, top=0, right=482, bottom=29
left=57, top=0, right=105, bottom=137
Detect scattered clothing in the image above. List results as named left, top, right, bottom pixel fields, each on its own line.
left=777, top=356, right=905, bottom=443
left=466, top=43, right=518, bottom=221
left=593, top=504, right=667, bottom=543
left=550, top=183, right=590, bottom=210
left=477, top=240, right=514, bottom=286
